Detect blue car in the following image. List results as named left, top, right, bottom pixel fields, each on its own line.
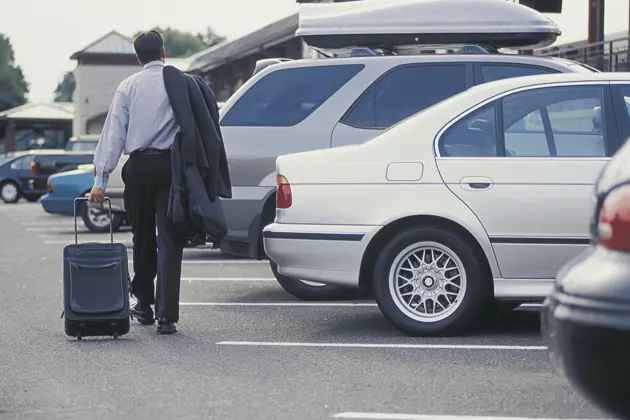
left=0, top=150, right=92, bottom=203
left=41, top=165, right=125, bottom=233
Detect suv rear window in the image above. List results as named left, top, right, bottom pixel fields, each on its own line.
left=342, top=64, right=468, bottom=129
left=221, top=64, right=364, bottom=127
left=480, top=64, right=556, bottom=83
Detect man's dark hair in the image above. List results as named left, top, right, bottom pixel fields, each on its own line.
left=134, top=30, right=164, bottom=64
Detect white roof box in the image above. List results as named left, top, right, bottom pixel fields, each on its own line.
left=296, top=0, right=561, bottom=51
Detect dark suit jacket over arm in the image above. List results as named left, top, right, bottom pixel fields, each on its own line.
left=162, top=65, right=232, bottom=244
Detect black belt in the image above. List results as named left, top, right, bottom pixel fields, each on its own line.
left=131, top=148, right=170, bottom=156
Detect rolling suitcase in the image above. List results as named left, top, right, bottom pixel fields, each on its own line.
left=62, top=197, right=130, bottom=340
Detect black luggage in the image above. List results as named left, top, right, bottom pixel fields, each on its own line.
left=62, top=197, right=130, bottom=340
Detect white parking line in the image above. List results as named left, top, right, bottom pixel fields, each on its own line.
left=180, top=260, right=268, bottom=265
left=331, top=415, right=606, bottom=420
left=140, top=260, right=266, bottom=265
left=182, top=302, right=375, bottom=307
left=182, top=277, right=275, bottom=282
left=28, top=228, right=79, bottom=232
left=217, top=341, right=547, bottom=350
left=21, top=221, right=75, bottom=226
left=44, top=239, right=134, bottom=246
left=40, top=241, right=267, bottom=264
left=0, top=205, right=40, bottom=211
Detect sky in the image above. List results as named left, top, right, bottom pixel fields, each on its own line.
left=1, top=0, right=629, bottom=103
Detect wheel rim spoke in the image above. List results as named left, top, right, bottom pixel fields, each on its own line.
left=389, top=242, right=467, bottom=322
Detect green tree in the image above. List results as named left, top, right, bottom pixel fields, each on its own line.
left=0, top=34, right=29, bottom=112
left=135, top=26, right=226, bottom=58
left=196, top=27, right=227, bottom=50
left=54, top=71, right=75, bottom=103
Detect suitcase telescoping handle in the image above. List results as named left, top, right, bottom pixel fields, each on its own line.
left=73, top=197, right=114, bottom=244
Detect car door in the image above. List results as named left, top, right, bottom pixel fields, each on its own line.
left=33, top=155, right=60, bottom=191
left=435, top=82, right=617, bottom=280
left=331, top=63, right=471, bottom=147
left=9, top=155, right=34, bottom=190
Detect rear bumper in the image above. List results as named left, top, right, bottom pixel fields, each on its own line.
left=42, top=193, right=126, bottom=216
left=41, top=194, right=74, bottom=215
left=262, top=223, right=380, bottom=288
left=220, top=186, right=274, bottom=258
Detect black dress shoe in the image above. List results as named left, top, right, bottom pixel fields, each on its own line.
left=130, top=301, right=155, bottom=325
left=157, top=318, right=177, bottom=335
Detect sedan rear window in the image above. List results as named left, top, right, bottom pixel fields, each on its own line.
left=221, top=64, right=364, bottom=127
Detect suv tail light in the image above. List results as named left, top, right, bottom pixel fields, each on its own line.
left=597, top=185, right=630, bottom=252
left=30, top=160, right=37, bottom=175
left=276, top=175, right=292, bottom=209
left=47, top=181, right=53, bottom=193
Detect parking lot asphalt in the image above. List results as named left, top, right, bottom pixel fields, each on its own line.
left=0, top=202, right=612, bottom=420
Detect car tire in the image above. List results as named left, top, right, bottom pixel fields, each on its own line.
left=81, top=204, right=122, bottom=233
left=0, top=181, right=22, bottom=204
left=270, top=260, right=353, bottom=301
left=373, top=226, right=491, bottom=336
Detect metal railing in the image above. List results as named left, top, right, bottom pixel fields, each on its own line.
left=536, top=36, right=630, bottom=72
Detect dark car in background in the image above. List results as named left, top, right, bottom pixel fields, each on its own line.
left=0, top=150, right=94, bottom=203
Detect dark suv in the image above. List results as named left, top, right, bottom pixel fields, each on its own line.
left=0, top=150, right=93, bottom=203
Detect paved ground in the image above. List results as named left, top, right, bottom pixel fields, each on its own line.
left=0, top=202, right=612, bottom=420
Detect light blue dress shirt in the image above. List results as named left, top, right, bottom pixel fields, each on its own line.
left=92, top=60, right=179, bottom=189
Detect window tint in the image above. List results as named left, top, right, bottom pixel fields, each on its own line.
left=503, top=86, right=606, bottom=157
left=440, top=103, right=498, bottom=157
left=344, top=64, right=467, bottom=129
left=481, top=65, right=555, bottom=84
left=220, top=64, right=364, bottom=127
left=504, top=109, right=549, bottom=156
left=10, top=156, right=32, bottom=170
left=440, top=85, right=607, bottom=158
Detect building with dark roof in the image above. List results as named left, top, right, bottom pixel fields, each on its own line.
left=70, top=30, right=191, bottom=136
left=187, top=13, right=307, bottom=101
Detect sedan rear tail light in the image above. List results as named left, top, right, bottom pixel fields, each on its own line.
left=30, top=160, right=37, bottom=175
left=597, top=185, right=630, bottom=252
left=276, top=175, right=292, bottom=209
left=47, top=182, right=53, bottom=193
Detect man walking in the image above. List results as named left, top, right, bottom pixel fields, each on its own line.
left=88, top=30, right=183, bottom=335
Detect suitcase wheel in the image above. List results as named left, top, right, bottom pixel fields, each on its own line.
left=112, top=333, right=119, bottom=339
left=76, top=334, right=83, bottom=340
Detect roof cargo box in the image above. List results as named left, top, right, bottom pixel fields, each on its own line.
left=296, top=0, right=561, bottom=50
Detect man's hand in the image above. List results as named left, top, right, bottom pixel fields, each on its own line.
left=88, top=187, right=105, bottom=204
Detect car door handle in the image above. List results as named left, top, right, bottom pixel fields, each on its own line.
left=460, top=177, right=493, bottom=191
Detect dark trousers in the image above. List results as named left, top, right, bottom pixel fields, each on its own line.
left=122, top=152, right=184, bottom=322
